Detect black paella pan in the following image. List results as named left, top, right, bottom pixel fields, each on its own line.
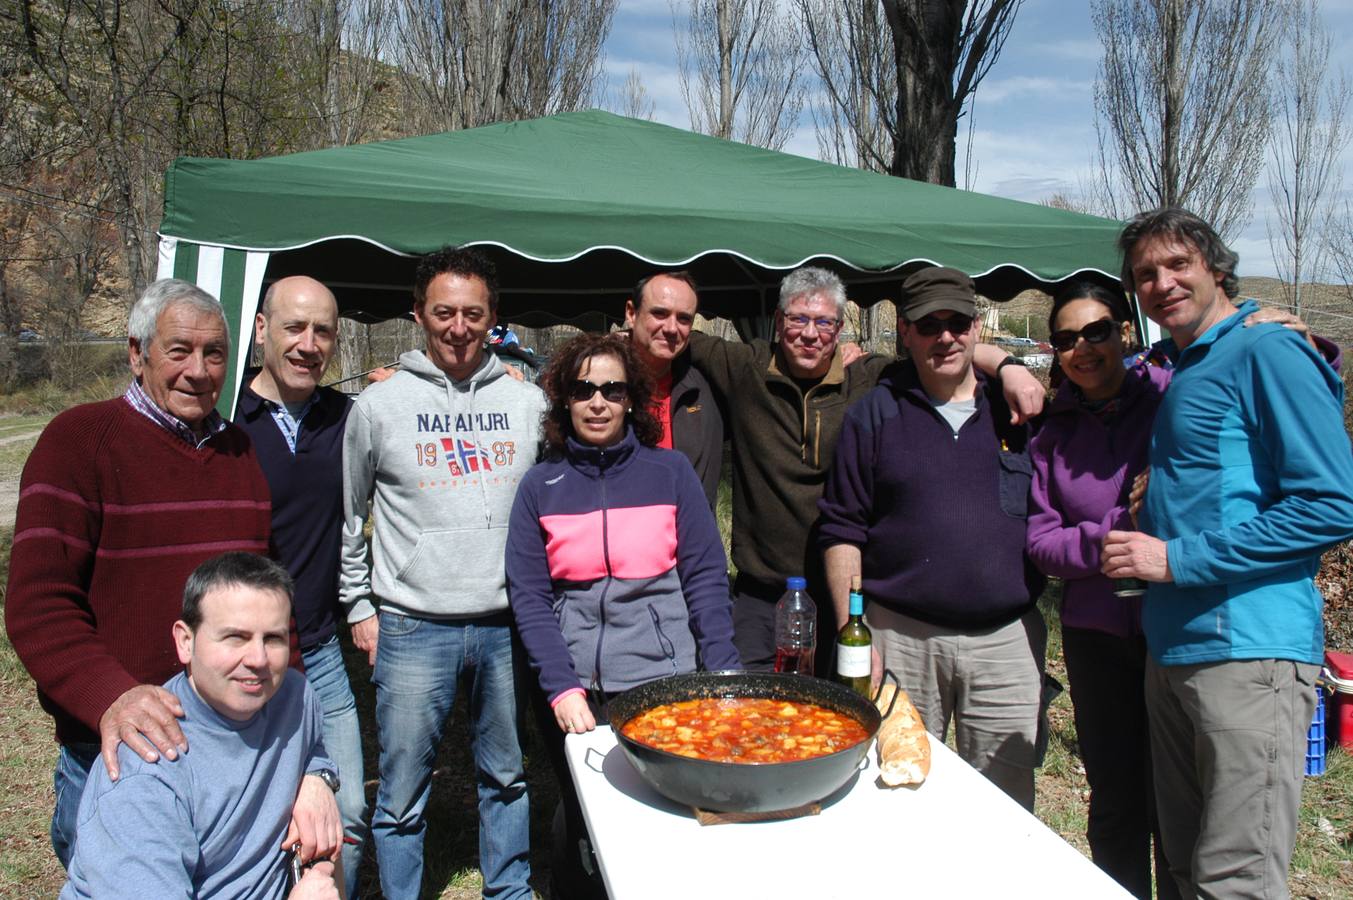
left=606, top=670, right=885, bottom=813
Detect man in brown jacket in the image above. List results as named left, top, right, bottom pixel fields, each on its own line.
left=687, top=266, right=1043, bottom=673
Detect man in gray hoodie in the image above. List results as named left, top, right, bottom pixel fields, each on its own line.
left=341, top=247, right=545, bottom=900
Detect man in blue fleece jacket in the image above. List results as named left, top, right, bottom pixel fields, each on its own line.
left=1103, top=208, right=1353, bottom=899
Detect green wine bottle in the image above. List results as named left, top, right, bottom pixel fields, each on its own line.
left=835, top=575, right=872, bottom=697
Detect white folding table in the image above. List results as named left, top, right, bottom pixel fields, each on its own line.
left=565, top=726, right=1132, bottom=899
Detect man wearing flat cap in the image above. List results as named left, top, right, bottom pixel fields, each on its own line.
left=817, top=266, right=1048, bottom=809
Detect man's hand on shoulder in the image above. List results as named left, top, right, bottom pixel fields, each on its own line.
left=288, top=860, right=340, bottom=899
left=998, top=362, right=1044, bottom=425
left=99, top=684, right=187, bottom=780
left=283, top=774, right=343, bottom=865
left=839, top=341, right=868, bottom=367
left=1245, top=306, right=1318, bottom=351
left=351, top=614, right=379, bottom=666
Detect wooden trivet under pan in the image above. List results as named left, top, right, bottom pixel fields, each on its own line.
left=692, top=801, right=821, bottom=826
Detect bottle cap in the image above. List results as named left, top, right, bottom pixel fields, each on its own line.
left=850, top=574, right=861, bottom=592
left=785, top=576, right=807, bottom=590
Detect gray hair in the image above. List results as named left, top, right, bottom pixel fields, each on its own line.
left=778, top=267, right=846, bottom=318
left=128, top=279, right=227, bottom=348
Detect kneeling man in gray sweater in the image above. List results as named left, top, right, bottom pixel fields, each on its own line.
left=62, top=553, right=343, bottom=899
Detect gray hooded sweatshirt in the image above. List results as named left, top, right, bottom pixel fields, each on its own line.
left=340, top=349, right=546, bottom=622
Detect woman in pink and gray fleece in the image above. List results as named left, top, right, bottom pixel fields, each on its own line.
left=507, top=332, right=738, bottom=898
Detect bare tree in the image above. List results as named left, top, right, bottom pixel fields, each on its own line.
left=394, top=0, right=615, bottom=134
left=608, top=67, right=657, bottom=121
left=17, top=0, right=189, bottom=293
left=287, top=0, right=394, bottom=149
left=1329, top=202, right=1353, bottom=309
left=1092, top=0, right=1289, bottom=240
left=672, top=0, right=805, bottom=150
left=798, top=0, right=1022, bottom=185
left=1265, top=0, right=1348, bottom=316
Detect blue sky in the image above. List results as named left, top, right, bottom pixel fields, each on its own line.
left=602, top=0, right=1353, bottom=280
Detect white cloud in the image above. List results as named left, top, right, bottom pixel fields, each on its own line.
left=978, top=75, right=1091, bottom=104
left=1021, top=38, right=1102, bottom=64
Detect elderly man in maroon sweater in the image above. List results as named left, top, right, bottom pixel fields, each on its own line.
left=818, top=267, right=1048, bottom=810
left=5, top=279, right=337, bottom=870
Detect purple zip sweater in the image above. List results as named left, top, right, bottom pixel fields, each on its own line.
left=1026, top=362, right=1171, bottom=638
left=818, top=362, right=1043, bottom=629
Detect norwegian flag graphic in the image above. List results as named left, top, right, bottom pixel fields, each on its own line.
left=440, top=437, right=492, bottom=475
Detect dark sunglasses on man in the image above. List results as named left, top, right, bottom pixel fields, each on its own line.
left=912, top=313, right=975, bottom=337
left=1049, top=319, right=1117, bottom=353
left=569, top=379, right=629, bottom=403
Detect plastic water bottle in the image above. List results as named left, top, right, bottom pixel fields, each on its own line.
left=774, top=577, right=817, bottom=676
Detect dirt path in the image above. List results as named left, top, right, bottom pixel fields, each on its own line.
left=0, top=428, right=42, bottom=446
left=0, top=429, right=42, bottom=528
left=1, top=478, right=16, bottom=530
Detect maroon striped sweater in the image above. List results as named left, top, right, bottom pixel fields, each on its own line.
left=4, top=397, right=272, bottom=745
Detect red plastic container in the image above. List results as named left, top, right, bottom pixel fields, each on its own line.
left=1325, top=650, right=1353, bottom=752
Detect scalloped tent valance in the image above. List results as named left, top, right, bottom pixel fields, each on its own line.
left=156, top=109, right=1126, bottom=412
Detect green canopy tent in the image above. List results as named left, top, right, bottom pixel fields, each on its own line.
left=155, top=109, right=1126, bottom=413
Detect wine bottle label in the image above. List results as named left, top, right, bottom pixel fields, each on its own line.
left=836, top=644, right=870, bottom=677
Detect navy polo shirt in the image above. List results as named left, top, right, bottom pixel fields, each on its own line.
left=235, top=371, right=352, bottom=649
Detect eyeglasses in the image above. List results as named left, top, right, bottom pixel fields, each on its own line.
left=912, top=314, right=974, bottom=337
left=1050, top=319, right=1117, bottom=352
left=568, top=379, right=629, bottom=403
left=783, top=314, right=841, bottom=333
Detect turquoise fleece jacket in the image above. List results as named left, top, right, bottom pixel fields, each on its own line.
left=1141, top=300, right=1353, bottom=665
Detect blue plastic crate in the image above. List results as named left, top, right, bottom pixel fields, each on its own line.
left=1306, top=686, right=1326, bottom=778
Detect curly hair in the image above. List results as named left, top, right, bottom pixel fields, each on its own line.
left=539, top=333, right=662, bottom=456
left=413, top=245, right=499, bottom=312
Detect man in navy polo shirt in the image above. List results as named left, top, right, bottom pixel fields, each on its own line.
left=818, top=267, right=1047, bottom=810
left=235, top=275, right=365, bottom=895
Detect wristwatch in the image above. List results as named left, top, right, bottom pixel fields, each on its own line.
left=309, top=768, right=341, bottom=793
left=997, top=355, right=1027, bottom=376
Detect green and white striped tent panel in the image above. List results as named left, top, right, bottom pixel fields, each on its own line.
left=157, top=237, right=270, bottom=417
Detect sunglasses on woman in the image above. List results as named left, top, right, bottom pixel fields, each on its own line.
left=1050, top=319, right=1117, bottom=352
left=568, top=379, right=629, bottom=403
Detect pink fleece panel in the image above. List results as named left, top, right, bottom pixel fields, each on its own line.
left=541, top=505, right=678, bottom=581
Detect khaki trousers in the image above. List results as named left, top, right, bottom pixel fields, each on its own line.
left=867, top=604, right=1047, bottom=810
left=1145, top=657, right=1318, bottom=900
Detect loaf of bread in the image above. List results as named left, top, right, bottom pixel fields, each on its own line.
left=874, top=684, right=930, bottom=786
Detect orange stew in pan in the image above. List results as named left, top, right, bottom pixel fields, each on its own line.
left=621, top=697, right=870, bottom=763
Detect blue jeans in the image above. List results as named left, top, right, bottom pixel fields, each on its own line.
left=51, top=741, right=100, bottom=869
left=371, top=612, right=530, bottom=899
left=302, top=636, right=369, bottom=899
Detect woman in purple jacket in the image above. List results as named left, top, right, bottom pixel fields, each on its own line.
left=1027, top=282, right=1174, bottom=900
left=507, top=332, right=739, bottom=899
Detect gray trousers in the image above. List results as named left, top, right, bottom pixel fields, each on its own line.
left=867, top=604, right=1047, bottom=810
left=1145, top=657, right=1318, bottom=900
